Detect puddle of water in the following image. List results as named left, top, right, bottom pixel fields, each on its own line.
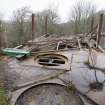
left=89, top=50, right=105, bottom=70
left=71, top=67, right=105, bottom=92
left=68, top=51, right=105, bottom=105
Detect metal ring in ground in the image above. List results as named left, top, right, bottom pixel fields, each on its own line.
left=15, top=83, right=84, bottom=105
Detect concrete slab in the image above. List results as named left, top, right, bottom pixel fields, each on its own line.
left=5, top=49, right=105, bottom=105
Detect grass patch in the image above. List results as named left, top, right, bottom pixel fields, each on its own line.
left=84, top=60, right=90, bottom=65
left=0, top=87, right=8, bottom=105
left=0, top=60, right=5, bottom=65
left=84, top=60, right=96, bottom=69
left=67, top=84, right=76, bottom=93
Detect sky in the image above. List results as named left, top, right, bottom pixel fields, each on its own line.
left=0, top=0, right=105, bottom=22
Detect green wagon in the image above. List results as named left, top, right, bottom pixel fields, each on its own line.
left=1, top=48, right=31, bottom=59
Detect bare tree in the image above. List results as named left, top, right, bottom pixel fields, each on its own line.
left=12, top=7, right=31, bottom=45
left=0, top=20, right=2, bottom=50
left=0, top=14, right=4, bottom=50
left=70, top=1, right=96, bottom=34
left=36, top=6, right=59, bottom=35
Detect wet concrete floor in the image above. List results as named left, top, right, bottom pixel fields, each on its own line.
left=4, top=49, right=105, bottom=105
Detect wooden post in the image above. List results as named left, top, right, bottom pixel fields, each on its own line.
left=32, top=13, right=35, bottom=42
left=90, top=16, right=94, bottom=32
left=4, top=28, right=8, bottom=48
left=0, top=32, right=1, bottom=51
left=45, top=15, right=48, bottom=34
left=96, top=14, right=103, bottom=46
left=0, top=21, right=2, bottom=50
